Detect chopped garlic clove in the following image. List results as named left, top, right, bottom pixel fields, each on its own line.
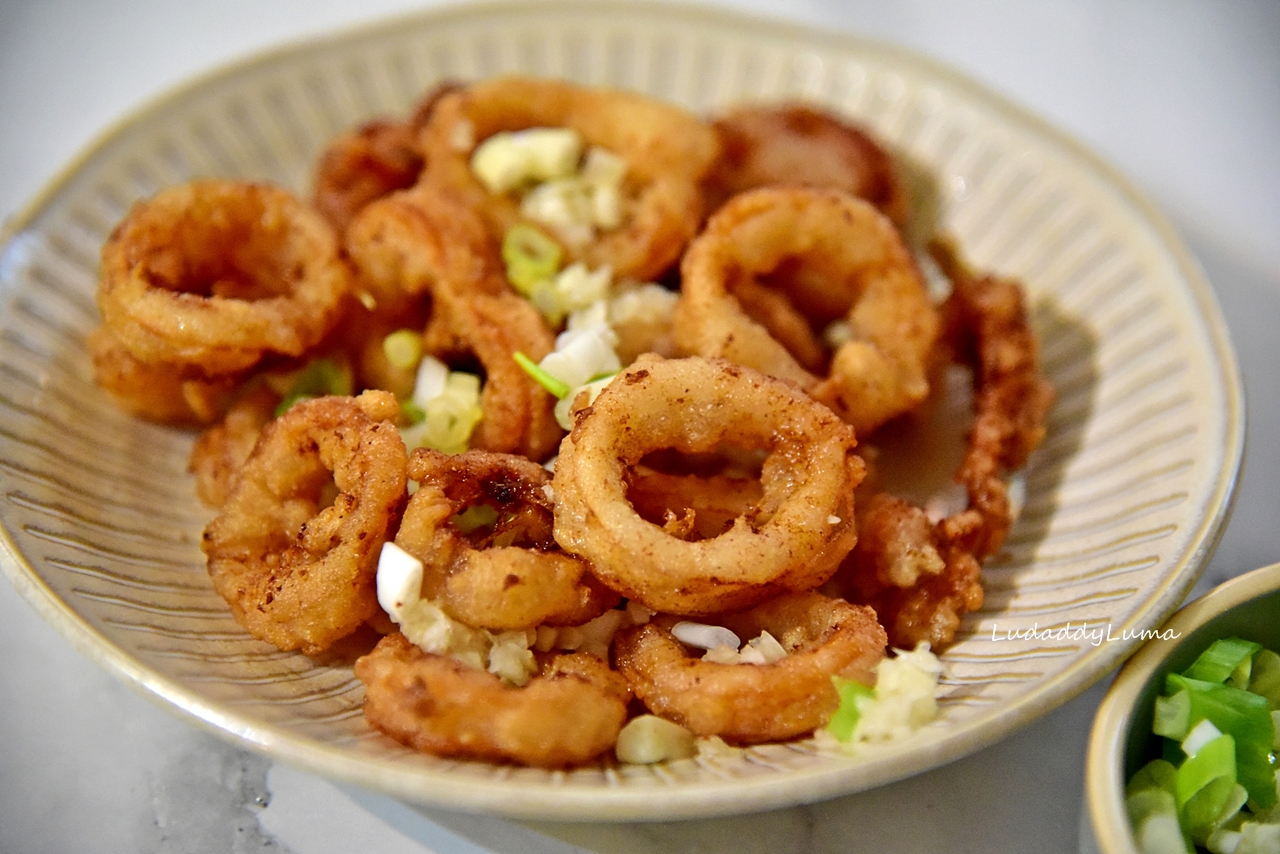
left=672, top=621, right=741, bottom=652
left=615, top=715, right=697, bottom=764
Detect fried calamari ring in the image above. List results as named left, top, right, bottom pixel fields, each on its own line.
left=419, top=76, right=719, bottom=281
left=312, top=81, right=460, bottom=232
left=422, top=289, right=562, bottom=460
left=552, top=355, right=864, bottom=616
left=674, top=186, right=939, bottom=436
left=97, top=180, right=350, bottom=376
left=344, top=182, right=508, bottom=314
left=187, top=384, right=280, bottom=508
left=88, top=325, right=241, bottom=425
left=356, top=633, right=630, bottom=767
left=395, top=449, right=618, bottom=630
left=706, top=103, right=909, bottom=226
left=838, top=237, right=1053, bottom=650
left=202, top=390, right=407, bottom=654
left=613, top=592, right=886, bottom=743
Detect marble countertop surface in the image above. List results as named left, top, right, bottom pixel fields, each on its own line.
left=2, top=1, right=1278, bottom=851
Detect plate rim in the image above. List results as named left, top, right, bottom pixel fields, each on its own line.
left=0, top=0, right=1246, bottom=822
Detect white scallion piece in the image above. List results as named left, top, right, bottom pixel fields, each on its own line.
left=375, top=542, right=424, bottom=619
left=1182, top=718, right=1224, bottom=757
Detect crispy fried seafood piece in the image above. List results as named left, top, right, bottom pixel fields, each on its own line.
left=395, top=449, right=618, bottom=630
left=706, top=103, right=909, bottom=226
left=422, top=290, right=562, bottom=460
left=613, top=592, right=887, bottom=743
left=88, top=325, right=241, bottom=425
left=674, top=186, right=939, bottom=436
left=187, top=384, right=281, bottom=508
left=418, top=75, right=719, bottom=281
left=344, top=182, right=508, bottom=315
left=838, top=237, right=1054, bottom=650
left=97, top=180, right=350, bottom=376
left=356, top=633, right=630, bottom=767
left=552, top=355, right=864, bottom=616
left=312, top=81, right=460, bottom=232
left=202, top=390, right=407, bottom=654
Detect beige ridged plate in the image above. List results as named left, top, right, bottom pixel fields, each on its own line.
left=0, top=0, right=1242, bottom=822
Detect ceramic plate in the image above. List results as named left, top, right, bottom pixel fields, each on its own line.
left=0, top=0, right=1242, bottom=822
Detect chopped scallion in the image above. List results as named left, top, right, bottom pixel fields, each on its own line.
left=513, top=351, right=570, bottom=399
left=502, top=223, right=562, bottom=295
left=827, top=676, right=874, bottom=742
left=274, top=358, right=353, bottom=416
left=382, top=329, right=423, bottom=372
left=1186, top=637, right=1262, bottom=687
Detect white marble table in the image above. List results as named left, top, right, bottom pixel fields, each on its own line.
left=2, top=2, right=1278, bottom=851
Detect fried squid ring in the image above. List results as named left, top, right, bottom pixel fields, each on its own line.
left=88, top=325, right=241, bottom=425
left=613, top=592, right=887, bottom=743
left=422, top=289, right=562, bottom=460
left=419, top=75, right=719, bottom=281
left=356, top=633, right=630, bottom=768
left=187, top=384, right=280, bottom=508
left=344, top=182, right=508, bottom=315
left=838, top=237, right=1053, bottom=650
left=674, top=186, right=939, bottom=436
left=97, top=180, right=350, bottom=376
left=394, top=448, right=618, bottom=630
left=202, top=390, right=407, bottom=654
left=312, top=81, right=460, bottom=232
left=552, top=355, right=864, bottom=616
left=706, top=103, right=909, bottom=226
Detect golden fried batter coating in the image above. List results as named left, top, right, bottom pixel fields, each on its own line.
left=614, top=592, right=886, bottom=743
left=202, top=390, right=407, bottom=654
left=552, top=355, right=864, bottom=616
left=98, top=180, right=350, bottom=376
left=675, top=186, right=939, bottom=436
left=187, top=384, right=280, bottom=508
left=419, top=76, right=719, bottom=281
left=706, top=102, right=909, bottom=225
left=356, top=633, right=630, bottom=768
left=395, top=449, right=618, bottom=630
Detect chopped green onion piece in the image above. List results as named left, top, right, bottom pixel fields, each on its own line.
left=827, top=676, right=874, bottom=742
left=1128, top=759, right=1181, bottom=799
left=1183, top=719, right=1225, bottom=757
left=1187, top=638, right=1263, bottom=686
left=419, top=396, right=482, bottom=455
left=451, top=504, right=499, bottom=534
left=1182, top=776, right=1243, bottom=846
left=1126, top=788, right=1192, bottom=854
left=1176, top=731, right=1236, bottom=807
left=400, top=400, right=426, bottom=425
left=1155, top=691, right=1192, bottom=740
left=502, top=223, right=562, bottom=295
left=1166, top=673, right=1277, bottom=809
left=1249, top=649, right=1280, bottom=711
left=382, top=329, right=423, bottom=372
left=400, top=371, right=484, bottom=455
left=274, top=358, right=353, bottom=416
left=513, top=351, right=570, bottom=398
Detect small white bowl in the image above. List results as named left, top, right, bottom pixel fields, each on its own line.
left=1084, top=561, right=1280, bottom=853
